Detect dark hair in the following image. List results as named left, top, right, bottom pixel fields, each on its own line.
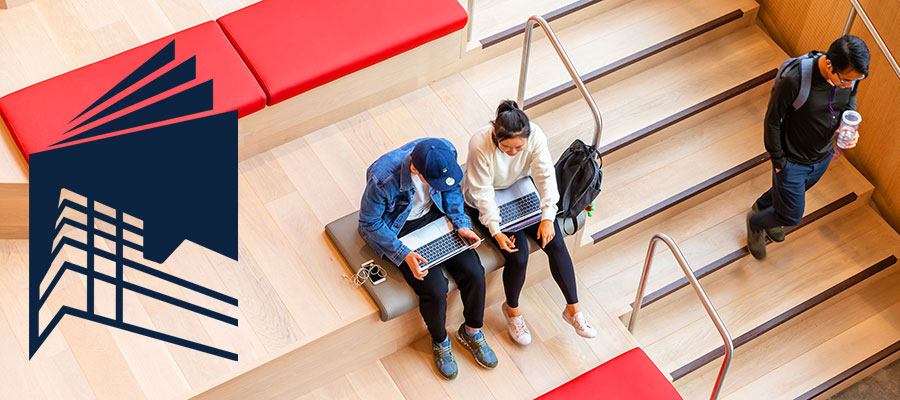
left=827, top=35, right=870, bottom=75
left=491, top=100, right=531, bottom=145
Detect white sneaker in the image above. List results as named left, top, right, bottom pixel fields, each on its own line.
left=503, top=304, right=531, bottom=345
left=562, top=310, right=597, bottom=338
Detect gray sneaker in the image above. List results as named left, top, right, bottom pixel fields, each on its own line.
left=455, top=324, right=498, bottom=369
left=746, top=212, right=767, bottom=260
left=751, top=203, right=785, bottom=242
left=432, top=336, right=458, bottom=380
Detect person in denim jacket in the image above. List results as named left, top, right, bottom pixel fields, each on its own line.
left=358, top=138, right=497, bottom=380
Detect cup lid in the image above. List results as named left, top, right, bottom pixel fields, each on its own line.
left=842, top=110, right=861, bottom=124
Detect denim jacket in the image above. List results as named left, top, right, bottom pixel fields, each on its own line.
left=358, top=138, right=472, bottom=266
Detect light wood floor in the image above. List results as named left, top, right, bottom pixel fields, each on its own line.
left=288, top=272, right=639, bottom=400
left=467, top=0, right=575, bottom=44
left=2, top=0, right=896, bottom=399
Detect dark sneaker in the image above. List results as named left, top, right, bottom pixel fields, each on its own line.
left=746, top=212, right=767, bottom=260
left=751, top=203, right=786, bottom=242
left=455, top=324, right=498, bottom=369
left=432, top=337, right=458, bottom=380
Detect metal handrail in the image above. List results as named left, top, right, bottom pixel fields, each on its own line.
left=628, top=233, right=734, bottom=400
left=466, top=0, right=475, bottom=43
left=516, top=15, right=603, bottom=149
left=842, top=0, right=900, bottom=80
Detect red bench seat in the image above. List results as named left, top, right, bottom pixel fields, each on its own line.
left=216, top=0, right=468, bottom=105
left=538, top=348, right=683, bottom=399
left=0, top=21, right=266, bottom=162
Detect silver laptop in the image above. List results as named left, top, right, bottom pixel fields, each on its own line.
left=495, top=178, right=543, bottom=232
left=399, top=217, right=482, bottom=271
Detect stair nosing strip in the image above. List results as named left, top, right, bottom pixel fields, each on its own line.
left=522, top=9, right=745, bottom=109
left=795, top=330, right=900, bottom=400
left=633, top=192, right=860, bottom=309
left=597, top=69, right=776, bottom=157
left=591, top=152, right=770, bottom=243
left=480, top=0, right=605, bottom=49
left=669, top=254, right=899, bottom=381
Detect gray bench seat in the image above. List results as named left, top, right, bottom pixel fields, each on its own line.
left=325, top=212, right=585, bottom=321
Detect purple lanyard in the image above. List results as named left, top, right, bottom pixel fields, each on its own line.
left=828, top=86, right=836, bottom=129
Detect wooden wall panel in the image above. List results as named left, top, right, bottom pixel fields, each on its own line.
left=757, top=0, right=900, bottom=234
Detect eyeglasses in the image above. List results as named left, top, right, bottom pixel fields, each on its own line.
left=835, top=71, right=866, bottom=84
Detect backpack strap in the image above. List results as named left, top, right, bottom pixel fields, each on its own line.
left=792, top=56, right=814, bottom=110
left=776, top=58, right=795, bottom=80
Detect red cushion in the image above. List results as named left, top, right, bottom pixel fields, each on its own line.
left=0, top=21, right=265, bottom=162
left=217, top=0, right=467, bottom=105
left=538, top=348, right=683, bottom=400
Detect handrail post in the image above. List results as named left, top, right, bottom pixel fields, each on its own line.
left=626, top=238, right=657, bottom=331
left=466, top=0, right=475, bottom=43
left=628, top=233, right=734, bottom=400
left=842, top=6, right=856, bottom=36
left=516, top=19, right=534, bottom=108
left=516, top=16, right=603, bottom=149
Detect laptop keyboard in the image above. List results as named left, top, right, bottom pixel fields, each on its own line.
left=499, top=192, right=541, bottom=227
left=415, top=232, right=467, bottom=268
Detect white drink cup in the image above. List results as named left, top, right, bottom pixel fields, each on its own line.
left=837, top=110, right=861, bottom=149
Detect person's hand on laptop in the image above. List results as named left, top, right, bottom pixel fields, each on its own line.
left=493, top=233, right=518, bottom=253
left=405, top=251, right=429, bottom=280
left=536, top=220, right=555, bottom=248
left=458, top=228, right=481, bottom=249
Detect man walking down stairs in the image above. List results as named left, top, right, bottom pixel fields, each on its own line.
left=747, top=35, right=870, bottom=260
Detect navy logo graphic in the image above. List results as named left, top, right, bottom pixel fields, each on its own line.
left=29, top=41, right=240, bottom=360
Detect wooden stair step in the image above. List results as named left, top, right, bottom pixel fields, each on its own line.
left=598, top=85, right=768, bottom=192
left=476, top=0, right=623, bottom=49
left=590, top=153, right=770, bottom=244
left=464, top=0, right=759, bottom=110
left=635, top=206, right=900, bottom=372
left=584, top=156, right=872, bottom=318
left=630, top=204, right=884, bottom=343
left=534, top=25, right=785, bottom=161
left=583, top=86, right=769, bottom=242
left=723, top=272, right=900, bottom=399
left=524, top=8, right=753, bottom=109
left=673, top=258, right=900, bottom=399
left=729, top=307, right=900, bottom=400
left=597, top=70, right=776, bottom=163
left=613, top=155, right=874, bottom=315
left=669, top=255, right=897, bottom=381
left=635, top=193, right=858, bottom=313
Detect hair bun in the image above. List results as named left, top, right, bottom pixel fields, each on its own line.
left=497, top=99, right=519, bottom=115
left=491, top=100, right=531, bottom=143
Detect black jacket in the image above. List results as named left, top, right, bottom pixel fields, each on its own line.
left=764, top=53, right=858, bottom=169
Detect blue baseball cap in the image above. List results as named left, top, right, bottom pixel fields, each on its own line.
left=410, top=139, right=463, bottom=191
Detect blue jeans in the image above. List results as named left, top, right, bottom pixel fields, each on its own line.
left=749, top=157, right=831, bottom=231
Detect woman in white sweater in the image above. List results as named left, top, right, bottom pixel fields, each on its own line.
left=462, top=100, right=596, bottom=345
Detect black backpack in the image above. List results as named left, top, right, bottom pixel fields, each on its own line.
left=555, top=139, right=602, bottom=234
left=774, top=51, right=858, bottom=111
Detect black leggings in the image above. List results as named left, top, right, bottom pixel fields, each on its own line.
left=398, top=206, right=486, bottom=343
left=469, top=208, right=578, bottom=308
